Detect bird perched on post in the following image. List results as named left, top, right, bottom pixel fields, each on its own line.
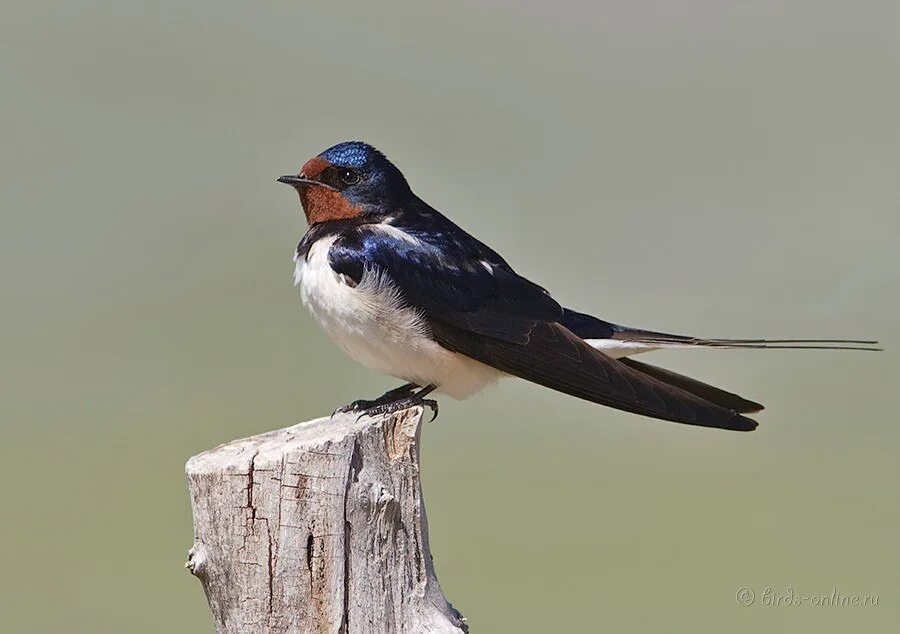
left=278, top=141, right=878, bottom=431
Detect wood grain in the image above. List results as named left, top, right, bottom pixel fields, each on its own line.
left=186, top=407, right=466, bottom=633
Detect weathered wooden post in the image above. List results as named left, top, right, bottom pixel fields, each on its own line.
left=185, top=406, right=466, bottom=633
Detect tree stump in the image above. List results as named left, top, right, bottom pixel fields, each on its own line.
left=185, top=406, right=466, bottom=633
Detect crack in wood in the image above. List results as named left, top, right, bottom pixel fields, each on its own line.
left=186, top=407, right=467, bottom=633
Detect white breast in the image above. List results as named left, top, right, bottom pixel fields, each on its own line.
left=294, top=236, right=503, bottom=399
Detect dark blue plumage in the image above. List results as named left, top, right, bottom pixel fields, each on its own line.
left=320, top=141, right=413, bottom=212
left=559, top=309, right=618, bottom=340
left=326, top=211, right=561, bottom=344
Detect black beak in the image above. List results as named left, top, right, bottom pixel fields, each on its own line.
left=277, top=175, right=336, bottom=190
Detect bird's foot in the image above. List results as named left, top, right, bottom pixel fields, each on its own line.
left=358, top=395, right=439, bottom=423
left=333, top=398, right=379, bottom=416
left=332, top=383, right=419, bottom=417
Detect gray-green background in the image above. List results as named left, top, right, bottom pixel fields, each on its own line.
left=1, top=1, right=897, bottom=632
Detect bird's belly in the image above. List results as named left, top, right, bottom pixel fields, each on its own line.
left=294, top=237, right=502, bottom=399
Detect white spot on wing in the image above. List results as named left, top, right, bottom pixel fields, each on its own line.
left=584, top=339, right=659, bottom=359
left=371, top=222, right=423, bottom=247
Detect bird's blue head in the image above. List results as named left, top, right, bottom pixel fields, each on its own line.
left=278, top=141, right=412, bottom=225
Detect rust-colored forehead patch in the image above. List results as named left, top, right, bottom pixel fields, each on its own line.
left=299, top=156, right=330, bottom=178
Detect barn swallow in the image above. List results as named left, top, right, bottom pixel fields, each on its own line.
left=278, top=141, right=879, bottom=431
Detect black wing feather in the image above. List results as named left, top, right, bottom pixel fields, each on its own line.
left=431, top=320, right=758, bottom=431
left=618, top=358, right=764, bottom=414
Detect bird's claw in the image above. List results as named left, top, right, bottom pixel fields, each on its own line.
left=332, top=383, right=421, bottom=419
left=355, top=396, right=439, bottom=422
left=333, top=399, right=378, bottom=417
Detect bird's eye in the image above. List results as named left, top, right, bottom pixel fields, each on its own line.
left=340, top=169, right=360, bottom=185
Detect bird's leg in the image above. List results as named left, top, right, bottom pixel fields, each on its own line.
left=356, top=384, right=440, bottom=422
left=333, top=383, right=419, bottom=416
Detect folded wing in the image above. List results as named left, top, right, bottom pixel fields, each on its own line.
left=617, top=358, right=763, bottom=414
left=329, top=219, right=758, bottom=431
left=431, top=320, right=757, bottom=431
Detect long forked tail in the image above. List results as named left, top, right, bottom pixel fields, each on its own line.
left=559, top=308, right=882, bottom=357
left=555, top=308, right=878, bottom=423
left=611, top=328, right=882, bottom=352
